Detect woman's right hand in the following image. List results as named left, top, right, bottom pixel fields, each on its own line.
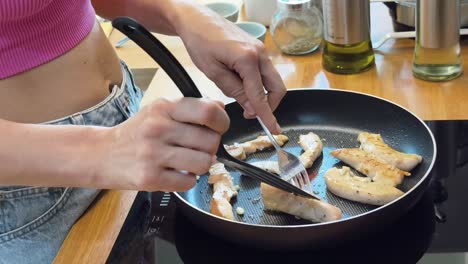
left=98, top=97, right=230, bottom=192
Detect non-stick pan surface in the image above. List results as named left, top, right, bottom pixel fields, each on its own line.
left=174, top=89, right=436, bottom=248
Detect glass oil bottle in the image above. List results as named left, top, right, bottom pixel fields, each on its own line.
left=321, top=0, right=375, bottom=74
left=413, top=0, right=463, bottom=81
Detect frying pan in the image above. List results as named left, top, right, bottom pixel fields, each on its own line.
left=112, top=17, right=437, bottom=250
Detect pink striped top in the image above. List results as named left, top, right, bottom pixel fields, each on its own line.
left=0, top=0, right=96, bottom=79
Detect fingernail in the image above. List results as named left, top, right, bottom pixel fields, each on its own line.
left=243, top=101, right=255, bottom=115
left=275, top=123, right=282, bottom=134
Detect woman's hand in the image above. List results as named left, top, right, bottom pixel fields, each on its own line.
left=95, top=0, right=286, bottom=133
left=174, top=6, right=286, bottom=134
left=99, top=98, right=230, bottom=192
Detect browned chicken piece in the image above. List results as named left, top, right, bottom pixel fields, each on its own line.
left=358, top=132, right=423, bottom=171
left=261, top=183, right=342, bottom=222
left=224, top=144, right=246, bottom=160
left=242, top=135, right=289, bottom=154
left=325, top=167, right=404, bottom=206
left=298, top=132, right=323, bottom=168
left=251, top=160, right=280, bottom=174
left=208, top=163, right=238, bottom=220
left=225, top=135, right=289, bottom=160
left=330, top=148, right=410, bottom=186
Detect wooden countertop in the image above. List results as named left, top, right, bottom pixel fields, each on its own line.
left=54, top=2, right=468, bottom=263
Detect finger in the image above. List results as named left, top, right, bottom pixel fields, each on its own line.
left=234, top=53, right=280, bottom=133
left=259, top=55, right=287, bottom=112
left=166, top=121, right=221, bottom=155
left=157, top=169, right=197, bottom=192
left=163, top=146, right=214, bottom=175
left=242, top=102, right=257, bottom=119
left=169, top=98, right=230, bottom=134
left=207, top=62, right=255, bottom=115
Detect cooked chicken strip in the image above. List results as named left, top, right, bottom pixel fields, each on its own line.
left=330, top=148, right=410, bottom=186
left=299, top=132, right=323, bottom=168
left=224, top=135, right=289, bottom=160
left=251, top=160, right=280, bottom=174
left=208, top=163, right=238, bottom=220
left=358, top=132, right=423, bottom=171
left=242, top=135, right=289, bottom=154
left=261, top=183, right=342, bottom=222
left=225, top=144, right=246, bottom=160
left=325, top=167, right=404, bottom=206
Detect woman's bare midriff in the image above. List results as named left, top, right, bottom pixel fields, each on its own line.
left=0, top=20, right=123, bottom=124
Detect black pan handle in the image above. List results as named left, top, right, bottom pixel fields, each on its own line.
left=112, top=17, right=202, bottom=98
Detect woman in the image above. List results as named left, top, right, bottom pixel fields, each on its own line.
left=0, top=0, right=286, bottom=263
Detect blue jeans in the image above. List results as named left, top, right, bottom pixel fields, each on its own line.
left=0, top=61, right=148, bottom=264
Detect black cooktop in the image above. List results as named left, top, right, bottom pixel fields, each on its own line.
left=111, top=120, right=468, bottom=264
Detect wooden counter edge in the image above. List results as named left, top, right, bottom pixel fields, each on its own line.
left=53, top=190, right=138, bottom=264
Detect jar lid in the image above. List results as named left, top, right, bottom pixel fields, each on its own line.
left=277, top=0, right=311, bottom=11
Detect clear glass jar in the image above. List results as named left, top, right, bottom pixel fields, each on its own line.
left=270, top=0, right=323, bottom=55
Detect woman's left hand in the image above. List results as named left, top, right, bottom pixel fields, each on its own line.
left=175, top=6, right=286, bottom=134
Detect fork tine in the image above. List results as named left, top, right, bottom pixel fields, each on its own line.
left=291, top=177, right=301, bottom=188
left=301, top=172, right=312, bottom=193
left=303, top=172, right=313, bottom=194
left=301, top=170, right=309, bottom=186
left=292, top=177, right=302, bottom=190
left=300, top=175, right=306, bottom=190
left=299, top=174, right=308, bottom=192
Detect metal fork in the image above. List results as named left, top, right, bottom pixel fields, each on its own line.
left=256, top=117, right=313, bottom=195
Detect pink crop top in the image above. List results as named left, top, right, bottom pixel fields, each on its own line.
left=0, top=0, right=96, bottom=79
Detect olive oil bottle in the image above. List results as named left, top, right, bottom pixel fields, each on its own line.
left=321, top=0, right=375, bottom=74
left=412, top=0, right=463, bottom=81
